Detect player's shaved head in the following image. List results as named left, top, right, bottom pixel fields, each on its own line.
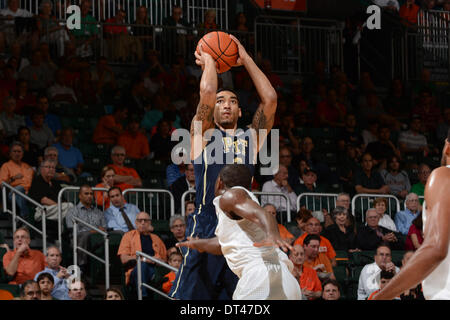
left=218, top=164, right=252, bottom=190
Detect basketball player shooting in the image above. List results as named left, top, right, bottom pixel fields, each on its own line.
left=177, top=164, right=302, bottom=300
left=373, top=130, right=450, bottom=300
left=169, top=34, right=278, bottom=300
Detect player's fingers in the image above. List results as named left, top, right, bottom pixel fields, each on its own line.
left=229, top=34, right=242, bottom=47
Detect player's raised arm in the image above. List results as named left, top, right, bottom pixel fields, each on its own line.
left=190, top=45, right=217, bottom=137
left=230, top=35, right=277, bottom=141
left=219, top=188, right=292, bottom=252
left=373, top=166, right=450, bottom=300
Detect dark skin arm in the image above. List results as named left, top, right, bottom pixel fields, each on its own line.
left=230, top=35, right=277, bottom=149
left=190, top=45, right=217, bottom=160
left=373, top=166, right=450, bottom=300
left=177, top=189, right=292, bottom=254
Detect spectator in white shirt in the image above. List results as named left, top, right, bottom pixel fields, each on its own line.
left=357, top=244, right=400, bottom=300
left=261, top=164, right=297, bottom=213
left=374, top=197, right=397, bottom=232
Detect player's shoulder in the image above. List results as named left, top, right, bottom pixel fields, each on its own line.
left=428, top=166, right=450, bottom=184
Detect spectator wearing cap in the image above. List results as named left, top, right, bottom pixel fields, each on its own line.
left=295, top=167, right=326, bottom=207
left=353, top=152, right=390, bottom=195
left=322, top=206, right=357, bottom=252
left=398, top=115, right=429, bottom=158
left=261, top=164, right=298, bottom=213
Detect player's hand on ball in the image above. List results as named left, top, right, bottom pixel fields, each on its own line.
left=195, top=44, right=214, bottom=69
left=229, top=34, right=250, bottom=67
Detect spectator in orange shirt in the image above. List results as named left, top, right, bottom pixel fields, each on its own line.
left=294, top=216, right=337, bottom=267
left=117, top=118, right=150, bottom=160
left=95, top=165, right=115, bottom=209
left=162, top=251, right=182, bottom=294
left=289, top=244, right=322, bottom=300
left=92, top=106, right=128, bottom=145
left=109, top=145, right=142, bottom=191
left=303, top=234, right=336, bottom=281
left=2, top=227, right=45, bottom=285
left=0, top=141, right=34, bottom=218
left=263, top=203, right=295, bottom=244
left=117, top=211, right=167, bottom=298
left=399, top=0, right=420, bottom=26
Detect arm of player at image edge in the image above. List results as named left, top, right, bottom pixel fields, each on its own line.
left=176, top=237, right=223, bottom=256
left=220, top=188, right=292, bottom=252
left=373, top=167, right=450, bottom=300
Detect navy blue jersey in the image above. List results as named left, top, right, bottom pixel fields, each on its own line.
left=193, top=126, right=256, bottom=213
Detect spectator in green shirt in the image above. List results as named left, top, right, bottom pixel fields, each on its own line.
left=410, top=163, right=431, bottom=204
left=71, top=0, right=99, bottom=58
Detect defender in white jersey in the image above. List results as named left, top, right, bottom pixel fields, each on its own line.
left=374, top=129, right=450, bottom=300
left=177, top=164, right=302, bottom=300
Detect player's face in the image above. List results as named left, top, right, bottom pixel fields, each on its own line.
left=214, top=176, right=225, bottom=197
left=322, top=284, right=340, bottom=300
left=214, top=91, right=241, bottom=129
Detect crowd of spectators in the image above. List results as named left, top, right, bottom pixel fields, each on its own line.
left=0, top=0, right=447, bottom=300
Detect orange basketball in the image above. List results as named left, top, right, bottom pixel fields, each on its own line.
left=196, top=31, right=238, bottom=74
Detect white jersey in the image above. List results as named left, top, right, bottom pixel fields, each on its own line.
left=213, top=186, right=302, bottom=300
left=422, top=165, right=450, bottom=300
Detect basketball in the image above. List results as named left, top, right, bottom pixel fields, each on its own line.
left=196, top=31, right=238, bottom=74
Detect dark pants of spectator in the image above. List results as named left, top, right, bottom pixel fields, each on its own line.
left=129, top=262, right=155, bottom=298
left=8, top=186, right=30, bottom=219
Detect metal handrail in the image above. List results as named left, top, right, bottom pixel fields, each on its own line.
left=71, top=216, right=110, bottom=289
left=2, top=182, right=48, bottom=254
left=180, top=190, right=196, bottom=216
left=122, top=188, right=175, bottom=219
left=57, top=186, right=108, bottom=252
left=297, top=192, right=339, bottom=213
left=135, top=251, right=177, bottom=301
left=253, top=191, right=292, bottom=222
left=351, top=193, right=401, bottom=222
